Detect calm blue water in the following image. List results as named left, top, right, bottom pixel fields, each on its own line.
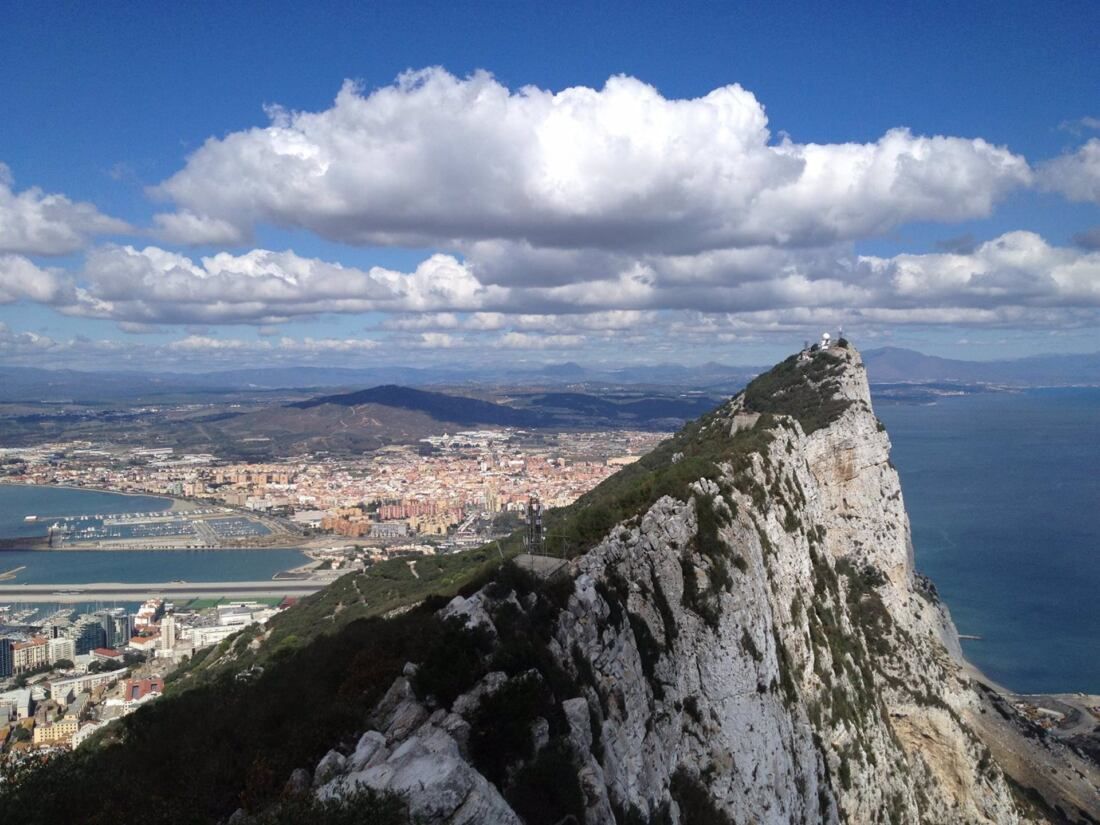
left=0, top=485, right=307, bottom=584
left=0, top=484, right=170, bottom=537
left=0, top=548, right=309, bottom=584
left=877, top=388, right=1100, bottom=694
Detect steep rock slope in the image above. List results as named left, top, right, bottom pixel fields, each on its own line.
left=307, top=345, right=1043, bottom=824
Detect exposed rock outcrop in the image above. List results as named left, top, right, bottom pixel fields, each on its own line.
left=310, top=345, right=1095, bottom=824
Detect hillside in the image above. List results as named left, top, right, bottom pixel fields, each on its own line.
left=214, top=385, right=723, bottom=454
left=290, top=385, right=548, bottom=427
left=3, top=344, right=1096, bottom=824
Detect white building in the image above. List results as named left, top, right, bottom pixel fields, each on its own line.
left=48, top=670, right=121, bottom=698
left=188, top=625, right=240, bottom=648
left=0, top=688, right=31, bottom=721
left=160, top=615, right=177, bottom=651
left=47, top=637, right=76, bottom=665
left=72, top=721, right=108, bottom=748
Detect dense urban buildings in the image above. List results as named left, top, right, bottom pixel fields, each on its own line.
left=1, top=428, right=665, bottom=544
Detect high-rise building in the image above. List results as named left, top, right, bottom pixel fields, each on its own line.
left=97, top=612, right=116, bottom=648
left=70, top=617, right=106, bottom=656
left=94, top=608, right=131, bottom=649
left=160, top=614, right=176, bottom=651
left=0, top=638, right=13, bottom=678
left=47, top=637, right=75, bottom=665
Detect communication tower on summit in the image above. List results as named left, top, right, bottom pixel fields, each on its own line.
left=525, top=495, right=544, bottom=555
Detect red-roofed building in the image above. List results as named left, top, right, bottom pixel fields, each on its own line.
left=91, top=648, right=123, bottom=663
left=12, top=636, right=48, bottom=673
left=123, top=677, right=164, bottom=703
left=127, top=635, right=159, bottom=653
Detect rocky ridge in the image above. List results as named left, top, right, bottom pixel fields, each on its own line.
left=303, top=344, right=1097, bottom=824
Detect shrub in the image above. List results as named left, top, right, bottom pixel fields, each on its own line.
left=411, top=617, right=492, bottom=708
left=0, top=611, right=440, bottom=824
left=742, top=351, right=852, bottom=434
left=505, top=738, right=586, bottom=825
left=670, top=768, right=735, bottom=825
left=468, top=673, right=555, bottom=786
left=249, top=787, right=408, bottom=825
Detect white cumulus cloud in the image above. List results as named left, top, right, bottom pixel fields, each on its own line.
left=62, top=245, right=507, bottom=324
left=0, top=255, right=72, bottom=304
left=0, top=163, right=129, bottom=255
left=151, top=69, right=1031, bottom=253
left=1038, top=138, right=1100, bottom=203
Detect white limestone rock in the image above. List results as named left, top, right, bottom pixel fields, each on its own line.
left=314, top=345, right=1039, bottom=825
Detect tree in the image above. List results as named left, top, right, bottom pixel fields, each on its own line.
left=52, top=659, right=74, bottom=670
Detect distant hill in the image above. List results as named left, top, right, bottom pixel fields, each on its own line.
left=289, top=385, right=548, bottom=428
left=517, top=391, right=718, bottom=423
left=207, top=384, right=725, bottom=455
left=864, top=347, right=1100, bottom=385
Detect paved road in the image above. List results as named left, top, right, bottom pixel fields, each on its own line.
left=0, top=580, right=325, bottom=602
left=1014, top=693, right=1100, bottom=738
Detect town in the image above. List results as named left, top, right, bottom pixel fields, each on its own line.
left=0, top=596, right=288, bottom=758
left=0, top=426, right=670, bottom=762
left=0, top=428, right=665, bottom=550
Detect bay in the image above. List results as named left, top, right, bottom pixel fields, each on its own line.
left=877, top=387, right=1100, bottom=694
left=0, top=485, right=307, bottom=584
left=0, top=484, right=171, bottom=538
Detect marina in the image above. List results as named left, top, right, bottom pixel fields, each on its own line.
left=1, top=491, right=290, bottom=550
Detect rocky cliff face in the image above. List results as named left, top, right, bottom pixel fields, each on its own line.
left=307, top=345, right=1041, bottom=824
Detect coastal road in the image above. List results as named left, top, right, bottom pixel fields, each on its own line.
left=0, top=580, right=326, bottom=602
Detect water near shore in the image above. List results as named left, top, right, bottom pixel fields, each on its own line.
left=0, top=485, right=308, bottom=583
left=0, top=548, right=310, bottom=585
left=878, top=387, right=1100, bottom=695
left=0, top=484, right=171, bottom=538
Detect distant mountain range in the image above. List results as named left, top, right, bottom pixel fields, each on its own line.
left=862, top=347, right=1100, bottom=385
left=2, top=347, right=1099, bottom=404
left=0, top=362, right=757, bottom=403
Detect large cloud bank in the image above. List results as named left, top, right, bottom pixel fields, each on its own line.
left=4, top=69, right=1100, bottom=363
left=152, top=69, right=1031, bottom=252
left=9, top=232, right=1089, bottom=331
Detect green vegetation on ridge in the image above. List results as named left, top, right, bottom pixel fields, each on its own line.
left=0, top=347, right=859, bottom=824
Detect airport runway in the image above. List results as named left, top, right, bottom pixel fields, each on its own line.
left=0, top=580, right=325, bottom=602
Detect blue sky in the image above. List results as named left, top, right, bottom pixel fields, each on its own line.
left=1, top=1, right=1099, bottom=370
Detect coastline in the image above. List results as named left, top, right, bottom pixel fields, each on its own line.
left=0, top=479, right=190, bottom=511
left=0, top=482, right=303, bottom=551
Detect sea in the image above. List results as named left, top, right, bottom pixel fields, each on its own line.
left=877, top=387, right=1100, bottom=695
left=0, top=484, right=307, bottom=585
